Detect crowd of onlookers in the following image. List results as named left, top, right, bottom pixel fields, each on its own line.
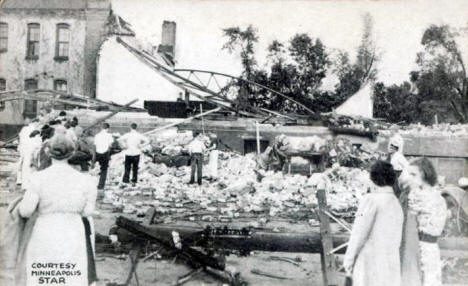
left=6, top=107, right=450, bottom=286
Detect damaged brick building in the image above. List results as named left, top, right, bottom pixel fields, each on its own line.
left=0, top=0, right=111, bottom=126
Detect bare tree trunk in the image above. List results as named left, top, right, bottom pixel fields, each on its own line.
left=450, top=99, right=467, bottom=123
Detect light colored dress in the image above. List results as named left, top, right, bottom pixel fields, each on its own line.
left=344, top=186, right=404, bottom=286
left=408, top=186, right=447, bottom=286
left=208, top=147, right=219, bottom=179
left=18, top=161, right=97, bottom=286
left=20, top=136, right=42, bottom=190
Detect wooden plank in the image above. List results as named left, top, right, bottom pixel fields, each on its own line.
left=316, top=188, right=339, bottom=286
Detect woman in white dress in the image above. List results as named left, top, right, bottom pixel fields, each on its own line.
left=206, top=133, right=219, bottom=181
left=344, top=160, right=404, bottom=286
left=18, top=134, right=97, bottom=286
left=399, top=158, right=447, bottom=286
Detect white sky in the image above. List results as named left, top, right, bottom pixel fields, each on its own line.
left=112, top=0, right=468, bottom=90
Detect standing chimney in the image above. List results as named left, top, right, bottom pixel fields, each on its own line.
left=158, top=21, right=176, bottom=61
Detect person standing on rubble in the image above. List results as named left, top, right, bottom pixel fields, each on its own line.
left=188, top=132, right=206, bottom=185
left=343, top=160, right=403, bottom=286
left=387, top=134, right=409, bottom=197
left=206, top=133, right=219, bottom=181
left=119, top=123, right=150, bottom=186
left=94, top=122, right=114, bottom=190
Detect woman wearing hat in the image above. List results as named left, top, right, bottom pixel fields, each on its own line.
left=17, top=134, right=97, bottom=286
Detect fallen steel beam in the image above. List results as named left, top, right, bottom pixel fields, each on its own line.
left=116, top=216, right=349, bottom=254
left=116, top=216, right=226, bottom=270
left=116, top=216, right=468, bottom=253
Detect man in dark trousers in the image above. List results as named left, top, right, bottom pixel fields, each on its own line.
left=93, top=123, right=114, bottom=189
left=187, top=132, right=206, bottom=185
left=119, top=123, right=149, bottom=186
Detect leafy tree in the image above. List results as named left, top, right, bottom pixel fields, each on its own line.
left=261, top=34, right=330, bottom=113
left=373, top=82, right=420, bottom=124
left=222, top=27, right=331, bottom=114
left=222, top=25, right=261, bottom=112
left=289, top=34, right=330, bottom=94
left=222, top=25, right=259, bottom=80
left=412, top=24, right=468, bottom=123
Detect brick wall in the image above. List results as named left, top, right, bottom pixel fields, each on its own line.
left=83, top=2, right=110, bottom=97
left=0, top=9, right=87, bottom=125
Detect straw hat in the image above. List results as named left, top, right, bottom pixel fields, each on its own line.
left=47, top=133, right=75, bottom=160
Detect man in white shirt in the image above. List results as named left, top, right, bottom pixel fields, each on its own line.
left=187, top=132, right=206, bottom=185
left=118, top=123, right=149, bottom=185
left=387, top=134, right=409, bottom=198
left=94, top=122, right=114, bottom=189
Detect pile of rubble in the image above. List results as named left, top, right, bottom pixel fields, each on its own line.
left=384, top=123, right=468, bottom=137
left=94, top=131, right=377, bottom=223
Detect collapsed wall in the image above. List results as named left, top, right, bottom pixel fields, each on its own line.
left=35, top=110, right=468, bottom=184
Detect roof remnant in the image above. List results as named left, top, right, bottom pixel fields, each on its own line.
left=107, top=11, right=136, bottom=36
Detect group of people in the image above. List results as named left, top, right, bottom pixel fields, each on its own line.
left=8, top=109, right=152, bottom=286
left=16, top=110, right=151, bottom=191
left=9, top=110, right=449, bottom=286
left=344, top=134, right=447, bottom=286
left=93, top=122, right=150, bottom=190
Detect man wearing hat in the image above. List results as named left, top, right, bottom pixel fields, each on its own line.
left=387, top=134, right=409, bottom=177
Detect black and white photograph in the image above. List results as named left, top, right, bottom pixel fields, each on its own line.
left=0, top=0, right=467, bottom=285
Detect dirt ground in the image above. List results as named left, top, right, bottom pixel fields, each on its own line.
left=91, top=201, right=335, bottom=286
left=1, top=183, right=467, bottom=286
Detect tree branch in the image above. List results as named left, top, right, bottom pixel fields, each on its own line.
left=450, top=98, right=467, bottom=122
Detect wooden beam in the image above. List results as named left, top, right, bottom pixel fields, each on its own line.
left=317, top=188, right=340, bottom=286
